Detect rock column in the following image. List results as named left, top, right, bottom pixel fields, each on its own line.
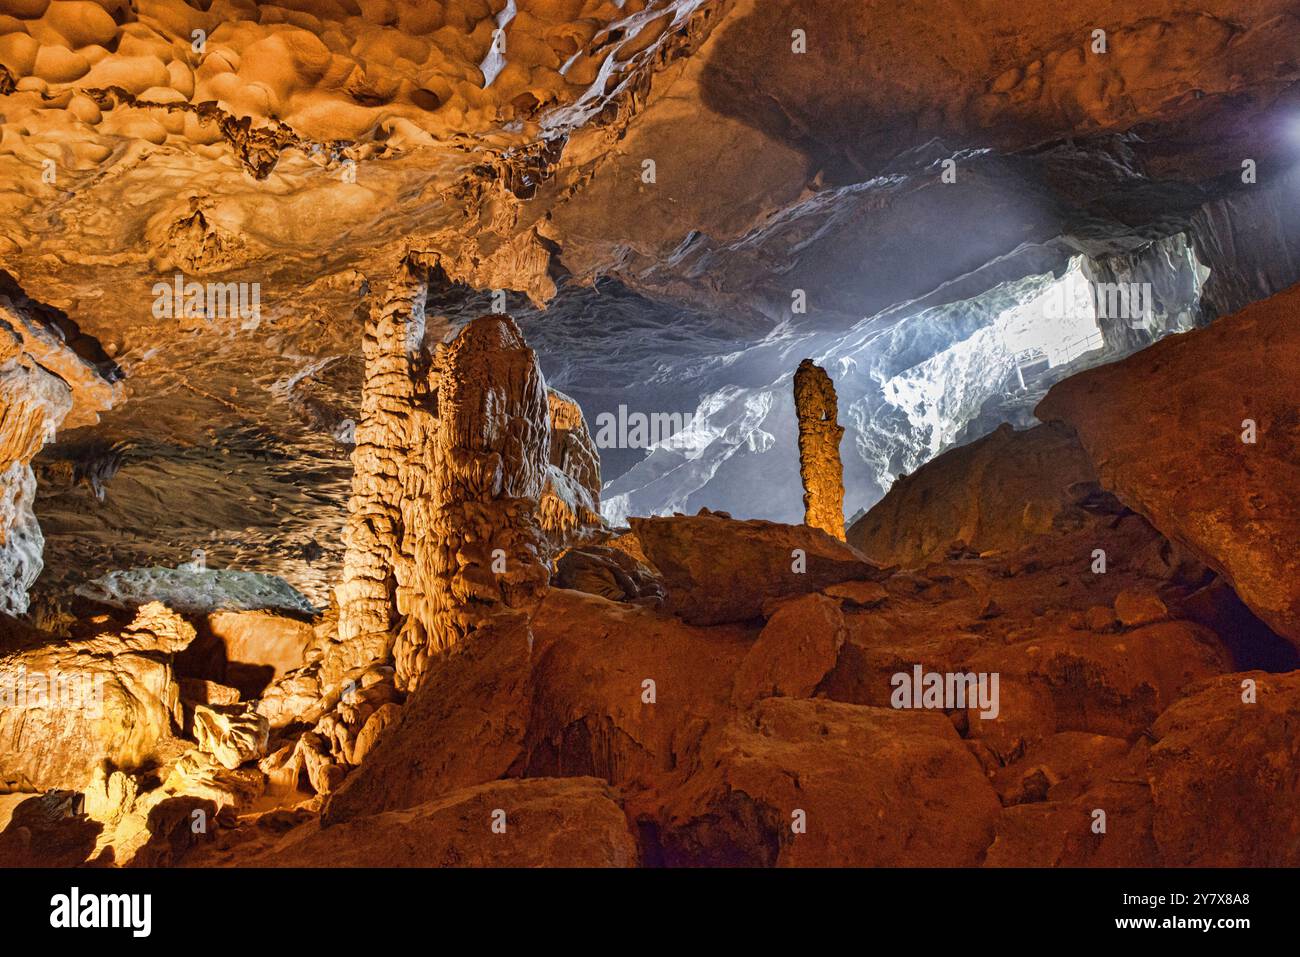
left=393, top=315, right=552, bottom=690
left=793, top=358, right=846, bottom=540
left=336, top=263, right=427, bottom=645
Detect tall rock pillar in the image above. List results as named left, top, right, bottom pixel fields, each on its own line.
left=793, top=358, right=846, bottom=540
left=336, top=263, right=427, bottom=645
left=393, top=314, right=552, bottom=690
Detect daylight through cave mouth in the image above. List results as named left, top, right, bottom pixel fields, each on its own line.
left=0, top=0, right=1299, bottom=886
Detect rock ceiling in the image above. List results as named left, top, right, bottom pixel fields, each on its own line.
left=2, top=0, right=1300, bottom=603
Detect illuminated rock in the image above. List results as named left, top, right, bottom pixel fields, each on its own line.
left=538, top=388, right=603, bottom=554
left=793, top=359, right=846, bottom=539
left=192, top=703, right=269, bottom=770
left=393, top=314, right=552, bottom=690
left=336, top=262, right=427, bottom=647
left=0, top=273, right=117, bottom=614
left=630, top=511, right=887, bottom=626
left=847, top=422, right=1101, bottom=567
left=0, top=602, right=193, bottom=792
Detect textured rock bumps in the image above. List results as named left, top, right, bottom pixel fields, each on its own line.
left=336, top=262, right=428, bottom=647
left=337, top=262, right=600, bottom=693
left=539, top=388, right=603, bottom=552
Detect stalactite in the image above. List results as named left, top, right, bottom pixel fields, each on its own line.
left=793, top=358, right=846, bottom=540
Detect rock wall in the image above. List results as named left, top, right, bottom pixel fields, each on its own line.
left=1190, top=165, right=1300, bottom=319
left=793, top=359, right=846, bottom=539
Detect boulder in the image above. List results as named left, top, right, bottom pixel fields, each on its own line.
left=630, top=512, right=888, bottom=625
left=965, top=621, right=1230, bottom=759
left=847, top=422, right=1099, bottom=567
left=553, top=545, right=663, bottom=604
left=1037, top=284, right=1300, bottom=647
left=1146, top=671, right=1300, bottom=866
left=254, top=777, right=638, bottom=868
left=731, top=593, right=846, bottom=705
left=326, top=587, right=753, bottom=825
left=520, top=589, right=752, bottom=806
left=658, top=697, right=1001, bottom=866
left=193, top=704, right=270, bottom=770
left=323, top=615, right=536, bottom=824
left=1114, top=589, right=1168, bottom=629
left=0, top=602, right=193, bottom=791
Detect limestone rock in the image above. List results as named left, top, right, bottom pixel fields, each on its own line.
left=983, top=749, right=1160, bottom=868
left=327, top=587, right=752, bottom=825
left=1037, top=284, right=1300, bottom=647
left=249, top=778, right=638, bottom=868
left=1147, top=671, right=1300, bottom=866
left=394, top=314, right=552, bottom=690
left=178, top=609, right=316, bottom=698
left=75, top=567, right=318, bottom=617
left=1084, top=605, right=1119, bottom=633
left=1114, top=589, right=1169, bottom=629
left=630, top=512, right=888, bottom=625
left=965, top=621, right=1231, bottom=760
left=519, top=589, right=752, bottom=806
left=538, top=388, right=603, bottom=553
left=553, top=545, right=664, bottom=604
left=336, top=262, right=428, bottom=644
left=848, top=422, right=1100, bottom=567
left=0, top=270, right=119, bottom=613
left=324, top=616, right=536, bottom=824
left=80, top=755, right=262, bottom=866
left=178, top=677, right=241, bottom=707
left=0, top=790, right=101, bottom=867
left=731, top=593, right=846, bottom=705
left=793, top=359, right=846, bottom=539
left=659, top=698, right=1001, bottom=866
left=193, top=704, right=270, bottom=770
left=0, top=602, right=193, bottom=791
left=821, top=580, right=889, bottom=608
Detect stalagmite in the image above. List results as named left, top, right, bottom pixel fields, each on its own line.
left=335, top=263, right=427, bottom=647
left=393, top=314, right=552, bottom=691
left=793, top=359, right=847, bottom=540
